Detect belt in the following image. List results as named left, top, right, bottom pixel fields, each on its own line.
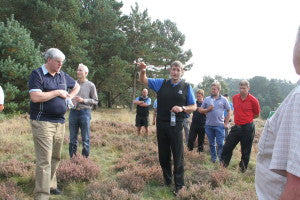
left=235, top=122, right=253, bottom=128
left=73, top=107, right=87, bottom=111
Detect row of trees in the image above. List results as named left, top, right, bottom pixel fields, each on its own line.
left=0, top=0, right=296, bottom=119
left=0, top=0, right=192, bottom=113
left=196, top=75, right=296, bottom=119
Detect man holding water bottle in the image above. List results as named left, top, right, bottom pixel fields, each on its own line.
left=199, top=82, right=231, bottom=163
left=139, top=61, right=196, bottom=195
left=29, top=48, right=80, bottom=198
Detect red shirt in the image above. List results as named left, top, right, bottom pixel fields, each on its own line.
left=233, top=93, right=260, bottom=125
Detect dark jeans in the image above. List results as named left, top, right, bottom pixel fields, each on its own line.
left=221, top=123, right=255, bottom=169
left=156, top=120, right=184, bottom=190
left=187, top=122, right=205, bottom=152
left=69, top=109, right=91, bottom=157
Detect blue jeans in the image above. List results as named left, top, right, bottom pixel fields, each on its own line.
left=205, top=125, right=225, bottom=162
left=69, top=109, right=91, bottom=157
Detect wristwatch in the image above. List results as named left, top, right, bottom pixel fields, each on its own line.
left=182, top=106, right=186, bottom=112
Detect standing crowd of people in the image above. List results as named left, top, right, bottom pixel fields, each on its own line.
left=0, top=26, right=299, bottom=200
left=137, top=60, right=262, bottom=195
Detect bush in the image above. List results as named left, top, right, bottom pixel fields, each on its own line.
left=57, top=154, right=100, bottom=183
left=176, top=183, right=212, bottom=200
left=261, top=106, right=272, bottom=119
left=210, top=169, right=232, bottom=188
left=0, top=181, right=25, bottom=200
left=85, top=180, right=140, bottom=200
left=117, top=170, right=145, bottom=193
left=0, top=159, right=34, bottom=177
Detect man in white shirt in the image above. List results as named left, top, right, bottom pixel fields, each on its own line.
left=255, top=27, right=300, bottom=200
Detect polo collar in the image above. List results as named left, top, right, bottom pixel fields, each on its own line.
left=41, top=64, right=60, bottom=75
left=211, top=95, right=221, bottom=100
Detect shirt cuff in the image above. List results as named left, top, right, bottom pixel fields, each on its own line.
left=29, top=89, right=42, bottom=93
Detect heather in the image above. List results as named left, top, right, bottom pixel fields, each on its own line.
left=0, top=109, right=262, bottom=199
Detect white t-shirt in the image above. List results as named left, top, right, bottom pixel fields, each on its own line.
left=0, top=86, right=4, bottom=104
left=255, top=83, right=300, bottom=199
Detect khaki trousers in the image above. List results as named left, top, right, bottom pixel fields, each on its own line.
left=31, top=120, right=64, bottom=200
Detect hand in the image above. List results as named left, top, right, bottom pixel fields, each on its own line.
left=138, top=62, right=147, bottom=71
left=74, top=96, right=84, bottom=103
left=56, top=90, right=68, bottom=99
left=171, top=106, right=183, bottom=113
left=207, top=105, right=214, bottom=111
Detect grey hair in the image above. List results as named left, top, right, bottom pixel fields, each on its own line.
left=78, top=63, right=89, bottom=74
left=171, top=61, right=184, bottom=70
left=239, top=80, right=250, bottom=87
left=44, top=48, right=65, bottom=61
left=211, top=81, right=221, bottom=90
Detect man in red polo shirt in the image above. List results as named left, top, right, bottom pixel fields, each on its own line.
left=221, top=80, right=260, bottom=172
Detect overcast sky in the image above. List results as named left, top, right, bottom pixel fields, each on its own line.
left=121, top=0, right=300, bottom=84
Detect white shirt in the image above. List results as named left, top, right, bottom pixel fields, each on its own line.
left=0, top=86, right=4, bottom=104
left=255, top=83, right=300, bottom=200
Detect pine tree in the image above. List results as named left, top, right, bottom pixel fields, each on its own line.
left=0, top=16, right=43, bottom=113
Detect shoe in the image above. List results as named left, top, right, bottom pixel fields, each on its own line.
left=239, top=161, right=246, bottom=173
left=50, top=188, right=62, bottom=195
left=164, top=179, right=172, bottom=186
left=197, top=148, right=203, bottom=153
left=173, top=187, right=183, bottom=196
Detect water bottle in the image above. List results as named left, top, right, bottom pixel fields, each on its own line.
left=66, top=98, right=74, bottom=109
left=170, top=112, right=176, bottom=126
left=210, top=97, right=215, bottom=106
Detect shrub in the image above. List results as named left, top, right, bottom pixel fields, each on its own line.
left=185, top=169, right=211, bottom=186
left=114, top=157, right=136, bottom=172
left=117, top=170, right=145, bottom=193
left=210, top=169, right=232, bottom=188
left=57, top=154, right=100, bottom=183
left=0, top=181, right=25, bottom=200
left=176, top=183, right=212, bottom=200
left=0, top=159, right=34, bottom=177
left=85, top=180, right=140, bottom=200
left=132, top=166, right=163, bottom=184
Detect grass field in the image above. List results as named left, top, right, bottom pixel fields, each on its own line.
left=0, top=109, right=263, bottom=199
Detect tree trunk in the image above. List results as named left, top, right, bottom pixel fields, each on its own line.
left=107, top=91, right=112, bottom=108
left=130, top=64, right=138, bottom=111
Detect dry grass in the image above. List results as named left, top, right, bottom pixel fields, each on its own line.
left=0, top=108, right=264, bottom=199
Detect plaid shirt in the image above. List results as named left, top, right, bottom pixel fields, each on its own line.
left=255, top=82, right=300, bottom=200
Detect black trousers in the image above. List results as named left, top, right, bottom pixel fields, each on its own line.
left=187, top=122, right=205, bottom=151
left=221, top=122, right=255, bottom=169
left=156, top=120, right=184, bottom=190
